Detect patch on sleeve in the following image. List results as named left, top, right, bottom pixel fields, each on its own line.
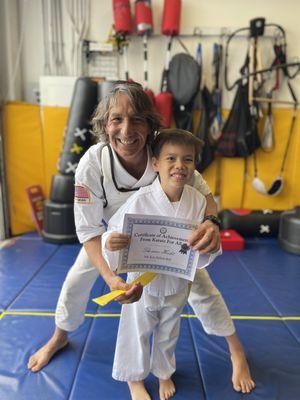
left=74, top=185, right=91, bottom=204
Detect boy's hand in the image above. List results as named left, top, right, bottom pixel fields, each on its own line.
left=106, top=232, right=130, bottom=251
left=106, top=274, right=143, bottom=304
left=187, top=220, right=220, bottom=254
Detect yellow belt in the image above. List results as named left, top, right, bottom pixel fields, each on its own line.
left=92, top=272, right=157, bottom=307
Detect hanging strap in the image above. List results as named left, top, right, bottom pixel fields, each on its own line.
left=279, top=104, right=297, bottom=175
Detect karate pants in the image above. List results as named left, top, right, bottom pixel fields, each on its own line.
left=55, top=246, right=235, bottom=337
left=113, top=289, right=189, bottom=381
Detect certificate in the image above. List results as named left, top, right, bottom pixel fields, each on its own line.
left=117, top=213, right=205, bottom=281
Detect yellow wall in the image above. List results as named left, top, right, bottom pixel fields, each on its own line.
left=3, top=103, right=69, bottom=235
left=3, top=103, right=300, bottom=235
left=202, top=108, right=300, bottom=210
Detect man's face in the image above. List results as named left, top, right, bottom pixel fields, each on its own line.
left=105, top=93, right=149, bottom=162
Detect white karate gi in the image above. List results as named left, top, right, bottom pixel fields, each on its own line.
left=102, top=177, right=220, bottom=380
left=55, top=143, right=234, bottom=338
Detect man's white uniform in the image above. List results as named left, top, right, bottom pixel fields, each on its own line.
left=55, top=143, right=234, bottom=337
left=102, top=177, right=219, bottom=381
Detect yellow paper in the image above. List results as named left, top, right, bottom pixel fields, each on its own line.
left=92, top=272, right=157, bottom=307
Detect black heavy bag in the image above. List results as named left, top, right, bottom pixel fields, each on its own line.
left=167, top=53, right=200, bottom=130
left=216, top=83, right=260, bottom=157
left=42, top=200, right=77, bottom=244
left=219, top=209, right=282, bottom=237
left=97, top=80, right=119, bottom=101
left=58, top=77, right=98, bottom=175
left=195, top=86, right=215, bottom=172
left=49, top=174, right=75, bottom=204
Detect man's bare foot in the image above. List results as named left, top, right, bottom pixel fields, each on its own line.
left=159, top=378, right=176, bottom=400
left=231, top=351, right=255, bottom=393
left=128, top=381, right=151, bottom=400
left=27, top=329, right=68, bottom=372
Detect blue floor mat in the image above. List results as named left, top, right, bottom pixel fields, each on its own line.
left=0, top=237, right=59, bottom=309
left=189, top=318, right=300, bottom=400
left=0, top=234, right=300, bottom=399
left=0, top=315, right=92, bottom=400
left=70, top=317, right=206, bottom=400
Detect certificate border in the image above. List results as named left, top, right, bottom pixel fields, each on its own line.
left=120, top=215, right=197, bottom=278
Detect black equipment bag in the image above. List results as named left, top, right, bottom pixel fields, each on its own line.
left=167, top=53, right=200, bottom=130
left=216, top=83, right=260, bottom=157
left=195, top=86, right=215, bottom=172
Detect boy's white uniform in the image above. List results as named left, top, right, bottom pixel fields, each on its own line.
left=102, top=177, right=219, bottom=380
left=55, top=143, right=234, bottom=338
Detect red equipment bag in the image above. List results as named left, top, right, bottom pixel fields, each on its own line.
left=113, top=0, right=133, bottom=35
left=161, top=0, right=181, bottom=36
left=221, top=229, right=245, bottom=251
left=155, top=92, right=173, bottom=128
left=144, top=88, right=155, bottom=104
left=25, top=185, right=45, bottom=235
left=135, top=0, right=153, bottom=34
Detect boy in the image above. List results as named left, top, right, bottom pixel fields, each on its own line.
left=102, top=129, right=222, bottom=400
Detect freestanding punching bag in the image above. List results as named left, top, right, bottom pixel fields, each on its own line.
left=58, top=78, right=98, bottom=175
left=97, top=80, right=119, bottom=101
left=155, top=0, right=181, bottom=127
left=43, top=77, right=98, bottom=244
left=135, top=0, right=155, bottom=103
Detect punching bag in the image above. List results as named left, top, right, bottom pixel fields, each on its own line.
left=161, top=0, right=181, bottom=36
left=155, top=91, right=173, bottom=127
left=98, top=80, right=119, bottom=101
left=135, top=0, right=153, bottom=34
left=58, top=77, right=98, bottom=176
left=155, top=0, right=181, bottom=127
left=43, top=77, right=98, bottom=244
left=135, top=1, right=155, bottom=103
left=113, top=0, right=133, bottom=35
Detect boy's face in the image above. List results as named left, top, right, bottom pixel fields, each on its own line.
left=152, top=143, right=196, bottom=192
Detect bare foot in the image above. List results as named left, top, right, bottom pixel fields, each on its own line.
left=27, top=330, right=68, bottom=372
left=159, top=378, right=176, bottom=400
left=231, top=352, right=255, bottom=393
left=128, top=381, right=151, bottom=400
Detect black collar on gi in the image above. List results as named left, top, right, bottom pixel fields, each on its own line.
left=101, top=144, right=140, bottom=208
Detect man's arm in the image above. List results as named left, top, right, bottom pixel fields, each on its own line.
left=83, top=236, right=142, bottom=304
left=187, top=193, right=221, bottom=253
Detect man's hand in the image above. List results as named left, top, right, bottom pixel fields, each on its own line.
left=187, top=219, right=220, bottom=253
left=106, top=274, right=143, bottom=304
left=105, top=232, right=130, bottom=251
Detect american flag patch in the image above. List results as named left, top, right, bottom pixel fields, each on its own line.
left=75, top=185, right=91, bottom=204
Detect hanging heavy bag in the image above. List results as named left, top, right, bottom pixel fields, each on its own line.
left=155, top=0, right=181, bottom=127
left=216, top=82, right=260, bottom=157
left=195, top=86, right=215, bottom=172
left=155, top=36, right=173, bottom=128
left=167, top=53, right=200, bottom=130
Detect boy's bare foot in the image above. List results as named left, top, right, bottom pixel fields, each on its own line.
left=231, top=351, right=256, bottom=393
left=159, top=378, right=176, bottom=400
left=27, top=329, right=68, bottom=372
left=128, top=381, right=151, bottom=400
